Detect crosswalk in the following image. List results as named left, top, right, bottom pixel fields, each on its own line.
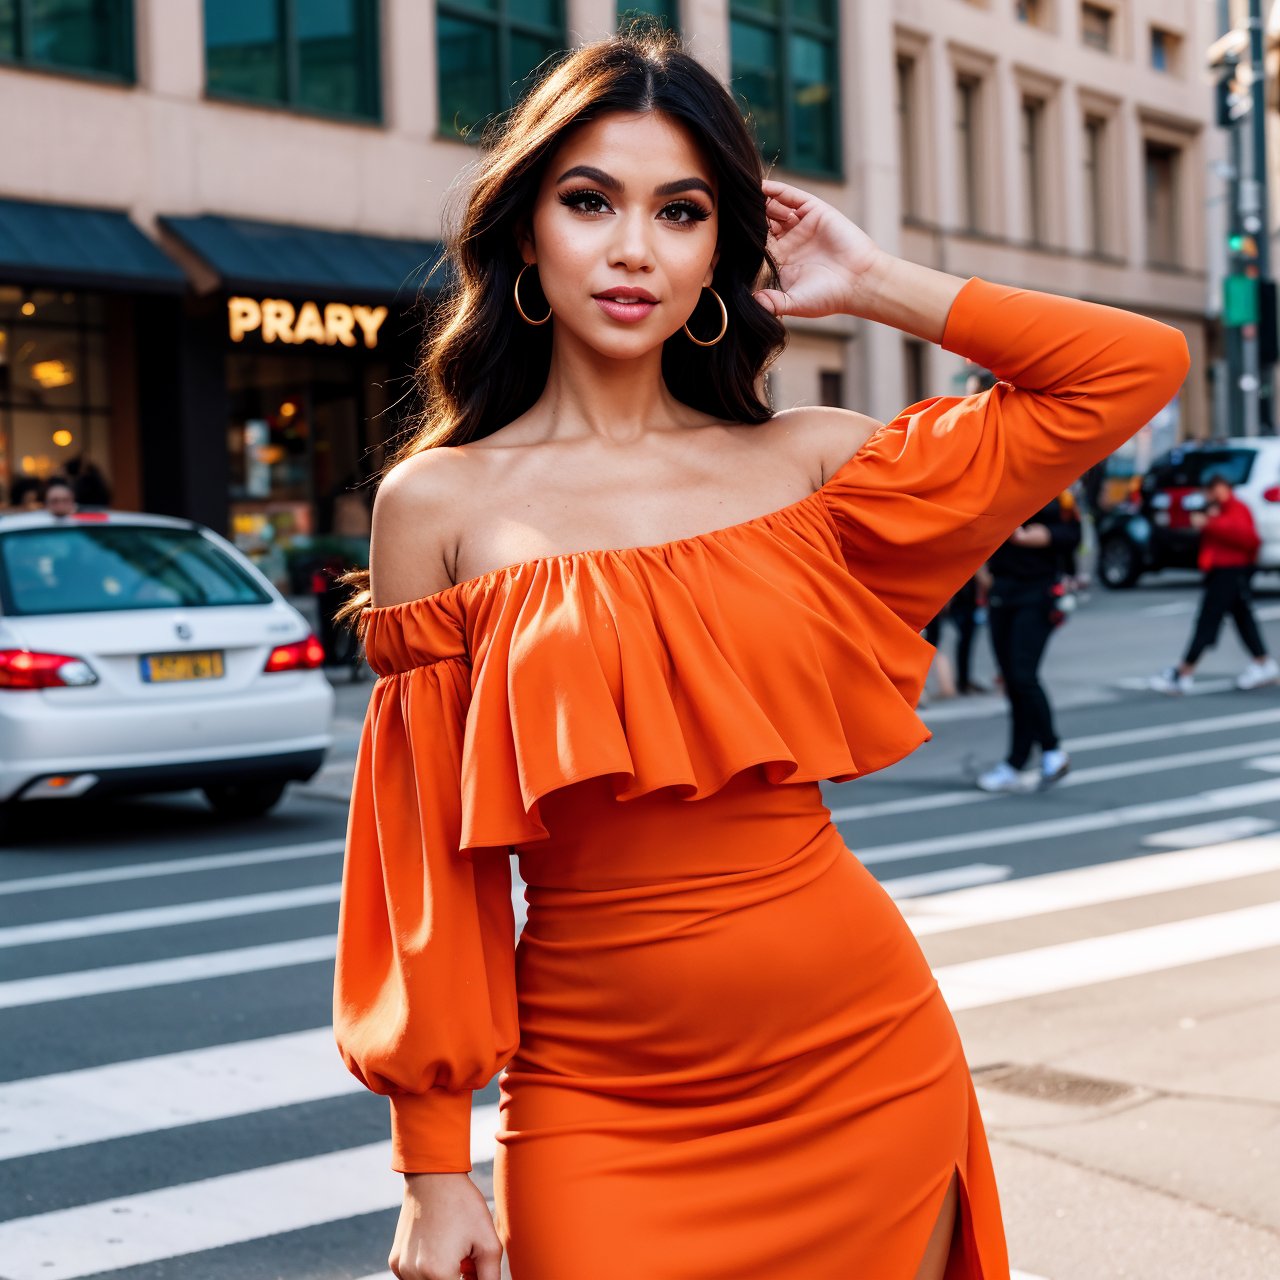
left=3, top=708, right=1280, bottom=1278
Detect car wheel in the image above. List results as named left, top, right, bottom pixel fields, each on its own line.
left=202, top=781, right=288, bottom=819
left=1099, top=535, right=1142, bottom=589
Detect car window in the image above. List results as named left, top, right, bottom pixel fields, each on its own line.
left=1144, top=448, right=1256, bottom=491
left=0, top=525, right=271, bottom=616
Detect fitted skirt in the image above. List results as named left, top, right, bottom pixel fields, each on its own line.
left=495, top=770, right=1008, bottom=1279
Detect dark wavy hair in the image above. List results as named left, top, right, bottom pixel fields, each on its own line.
left=339, top=27, right=786, bottom=625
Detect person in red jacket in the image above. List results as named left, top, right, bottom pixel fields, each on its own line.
left=1151, top=469, right=1278, bottom=693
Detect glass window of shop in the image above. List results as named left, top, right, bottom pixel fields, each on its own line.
left=204, top=0, right=380, bottom=121
left=226, top=349, right=387, bottom=592
left=0, top=0, right=134, bottom=80
left=0, top=287, right=112, bottom=509
left=730, top=0, right=840, bottom=177
left=436, top=0, right=565, bottom=139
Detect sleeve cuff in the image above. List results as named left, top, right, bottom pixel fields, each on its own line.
left=939, top=276, right=998, bottom=360
left=389, top=1087, right=474, bottom=1174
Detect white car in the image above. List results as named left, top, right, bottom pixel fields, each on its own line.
left=0, top=509, right=334, bottom=838
left=1098, top=436, right=1280, bottom=588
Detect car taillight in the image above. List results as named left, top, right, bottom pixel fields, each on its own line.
left=1263, top=486, right=1280, bottom=503
left=264, top=634, right=326, bottom=673
left=0, top=649, right=99, bottom=690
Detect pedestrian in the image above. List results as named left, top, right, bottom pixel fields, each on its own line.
left=8, top=475, right=43, bottom=510
left=1150, top=468, right=1278, bottom=694
left=976, top=491, right=1081, bottom=793
left=43, top=477, right=77, bottom=518
left=64, top=454, right=112, bottom=507
left=327, top=29, right=1189, bottom=1280
left=923, top=575, right=988, bottom=699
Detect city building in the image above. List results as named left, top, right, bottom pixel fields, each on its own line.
left=0, top=0, right=1217, bottom=586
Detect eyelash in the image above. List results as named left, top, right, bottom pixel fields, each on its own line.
left=558, top=188, right=711, bottom=225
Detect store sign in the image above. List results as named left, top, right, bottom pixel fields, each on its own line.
left=228, top=296, right=387, bottom=349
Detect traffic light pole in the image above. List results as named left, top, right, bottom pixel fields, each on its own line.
left=1248, top=0, right=1274, bottom=433
left=1216, top=0, right=1274, bottom=436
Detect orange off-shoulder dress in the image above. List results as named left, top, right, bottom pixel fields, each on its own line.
left=333, top=278, right=1190, bottom=1279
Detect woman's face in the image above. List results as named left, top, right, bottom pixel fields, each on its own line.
left=522, top=110, right=720, bottom=360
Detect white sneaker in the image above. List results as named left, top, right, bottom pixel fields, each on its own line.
left=1236, top=657, right=1280, bottom=690
left=976, top=762, right=1030, bottom=793
left=1040, top=748, right=1071, bottom=788
left=1150, top=667, right=1194, bottom=695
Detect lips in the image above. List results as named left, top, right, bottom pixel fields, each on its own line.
left=594, top=290, right=658, bottom=323
left=594, top=287, right=657, bottom=303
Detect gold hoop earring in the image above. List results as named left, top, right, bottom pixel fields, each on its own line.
left=514, top=263, right=552, bottom=326
left=682, top=286, right=728, bottom=347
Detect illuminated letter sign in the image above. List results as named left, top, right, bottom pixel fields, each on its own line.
left=228, top=296, right=387, bottom=349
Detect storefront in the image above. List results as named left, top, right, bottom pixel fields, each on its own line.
left=156, top=214, right=443, bottom=592
left=0, top=196, right=187, bottom=511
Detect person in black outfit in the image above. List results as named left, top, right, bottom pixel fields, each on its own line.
left=922, top=577, right=987, bottom=697
left=977, top=493, right=1080, bottom=792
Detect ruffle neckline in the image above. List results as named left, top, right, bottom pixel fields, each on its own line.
left=359, top=430, right=937, bottom=856
left=360, top=419, right=902, bottom=628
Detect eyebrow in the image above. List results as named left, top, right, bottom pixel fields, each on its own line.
left=555, top=165, right=715, bottom=203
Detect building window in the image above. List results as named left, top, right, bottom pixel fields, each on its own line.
left=897, top=55, right=921, bottom=219
left=437, top=0, right=566, bottom=139
left=955, top=73, right=984, bottom=233
left=1150, top=26, right=1179, bottom=73
left=618, top=0, right=677, bottom=31
left=730, top=0, right=840, bottom=176
left=819, top=369, right=844, bottom=407
left=1083, top=113, right=1107, bottom=255
left=0, top=287, right=113, bottom=504
left=204, top=0, right=380, bottom=121
left=1021, top=96, right=1046, bottom=245
left=1081, top=3, right=1113, bottom=53
left=1016, top=0, right=1045, bottom=25
left=0, top=0, right=134, bottom=81
left=1144, top=140, right=1180, bottom=267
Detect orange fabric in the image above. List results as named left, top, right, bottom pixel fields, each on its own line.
left=333, top=277, right=1190, bottom=1277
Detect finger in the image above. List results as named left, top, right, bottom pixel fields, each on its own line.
left=752, top=288, right=791, bottom=316
left=472, top=1242, right=503, bottom=1280
left=761, top=178, right=813, bottom=210
left=764, top=194, right=801, bottom=221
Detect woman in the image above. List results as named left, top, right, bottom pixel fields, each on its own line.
left=332, top=31, right=1189, bottom=1280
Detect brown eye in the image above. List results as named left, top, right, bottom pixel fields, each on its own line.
left=660, top=200, right=711, bottom=225
left=559, top=189, right=611, bottom=216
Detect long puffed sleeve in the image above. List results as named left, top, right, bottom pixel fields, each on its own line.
left=824, top=276, right=1191, bottom=630
left=333, top=656, right=519, bottom=1173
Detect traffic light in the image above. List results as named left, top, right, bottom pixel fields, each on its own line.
left=1229, top=232, right=1259, bottom=258
left=1225, top=273, right=1259, bottom=326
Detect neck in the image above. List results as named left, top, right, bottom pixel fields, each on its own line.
left=531, top=326, right=696, bottom=444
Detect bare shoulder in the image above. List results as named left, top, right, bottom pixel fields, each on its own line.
left=369, top=446, right=473, bottom=608
left=766, top=405, right=884, bottom=486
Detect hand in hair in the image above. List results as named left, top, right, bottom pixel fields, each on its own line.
left=754, top=178, right=884, bottom=320
left=389, top=1173, right=502, bottom=1280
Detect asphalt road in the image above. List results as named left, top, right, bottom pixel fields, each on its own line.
left=2, top=573, right=1279, bottom=1280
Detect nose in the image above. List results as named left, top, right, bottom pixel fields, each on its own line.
left=607, top=207, right=656, bottom=273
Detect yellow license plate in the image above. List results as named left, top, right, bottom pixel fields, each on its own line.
left=142, top=651, right=225, bottom=683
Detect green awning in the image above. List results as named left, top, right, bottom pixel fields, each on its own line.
left=0, top=196, right=186, bottom=293
left=158, top=213, right=447, bottom=303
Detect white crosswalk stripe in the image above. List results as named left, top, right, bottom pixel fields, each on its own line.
left=3, top=807, right=1277, bottom=1275
left=0, top=935, right=337, bottom=1008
